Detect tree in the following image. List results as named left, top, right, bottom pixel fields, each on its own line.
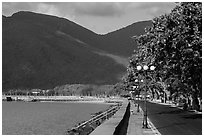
left=127, top=2, right=202, bottom=110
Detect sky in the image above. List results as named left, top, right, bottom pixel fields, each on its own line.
left=2, top=2, right=176, bottom=34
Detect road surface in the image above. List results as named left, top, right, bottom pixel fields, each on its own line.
left=137, top=100, right=202, bottom=135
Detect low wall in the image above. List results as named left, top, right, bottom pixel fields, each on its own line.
left=90, top=99, right=129, bottom=135
left=113, top=102, right=130, bottom=135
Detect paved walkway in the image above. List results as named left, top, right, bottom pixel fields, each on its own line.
left=91, top=99, right=160, bottom=135
left=127, top=101, right=160, bottom=135
left=91, top=99, right=201, bottom=135
left=90, top=99, right=129, bottom=135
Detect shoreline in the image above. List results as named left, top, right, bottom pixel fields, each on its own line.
left=2, top=95, right=123, bottom=105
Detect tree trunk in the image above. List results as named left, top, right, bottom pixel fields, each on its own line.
left=192, top=93, right=200, bottom=111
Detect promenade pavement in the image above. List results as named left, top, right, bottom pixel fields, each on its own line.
left=91, top=99, right=160, bottom=135
left=127, top=100, right=160, bottom=135
left=92, top=98, right=202, bottom=135
left=128, top=99, right=201, bottom=135
left=90, top=99, right=129, bottom=135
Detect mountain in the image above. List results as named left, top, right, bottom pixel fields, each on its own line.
left=99, top=21, right=152, bottom=57
left=2, top=11, right=151, bottom=90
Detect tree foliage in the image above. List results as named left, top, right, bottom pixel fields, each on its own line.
left=125, top=2, right=202, bottom=104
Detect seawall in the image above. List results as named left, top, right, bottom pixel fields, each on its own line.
left=90, top=99, right=129, bottom=135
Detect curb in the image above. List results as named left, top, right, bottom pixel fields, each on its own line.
left=147, top=117, right=161, bottom=135
left=138, top=106, right=161, bottom=135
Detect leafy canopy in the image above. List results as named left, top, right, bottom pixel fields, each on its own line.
left=125, top=2, right=202, bottom=98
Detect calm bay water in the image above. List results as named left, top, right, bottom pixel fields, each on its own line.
left=2, top=101, right=110, bottom=135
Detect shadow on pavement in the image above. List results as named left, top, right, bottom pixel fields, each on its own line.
left=156, top=122, right=186, bottom=130
left=182, top=114, right=202, bottom=119
left=157, top=109, right=185, bottom=115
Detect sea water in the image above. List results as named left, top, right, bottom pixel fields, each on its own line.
left=2, top=101, right=110, bottom=135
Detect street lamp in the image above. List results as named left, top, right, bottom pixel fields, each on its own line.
left=134, top=79, right=141, bottom=112
left=136, top=64, right=155, bottom=128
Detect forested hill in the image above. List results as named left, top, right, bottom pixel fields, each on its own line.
left=2, top=11, right=151, bottom=90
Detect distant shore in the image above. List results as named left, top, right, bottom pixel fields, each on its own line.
left=2, top=95, right=123, bottom=104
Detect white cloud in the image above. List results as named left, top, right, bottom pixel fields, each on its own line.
left=2, top=2, right=176, bottom=34
left=72, top=2, right=125, bottom=17
left=130, top=2, right=175, bottom=16
left=2, top=2, right=175, bottom=18
left=36, top=3, right=59, bottom=16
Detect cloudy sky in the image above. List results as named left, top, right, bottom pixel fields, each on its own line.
left=2, top=2, right=176, bottom=34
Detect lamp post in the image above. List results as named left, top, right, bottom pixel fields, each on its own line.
left=135, top=79, right=141, bottom=112
left=136, top=65, right=155, bottom=128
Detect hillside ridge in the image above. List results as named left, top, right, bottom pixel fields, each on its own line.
left=2, top=11, right=152, bottom=90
